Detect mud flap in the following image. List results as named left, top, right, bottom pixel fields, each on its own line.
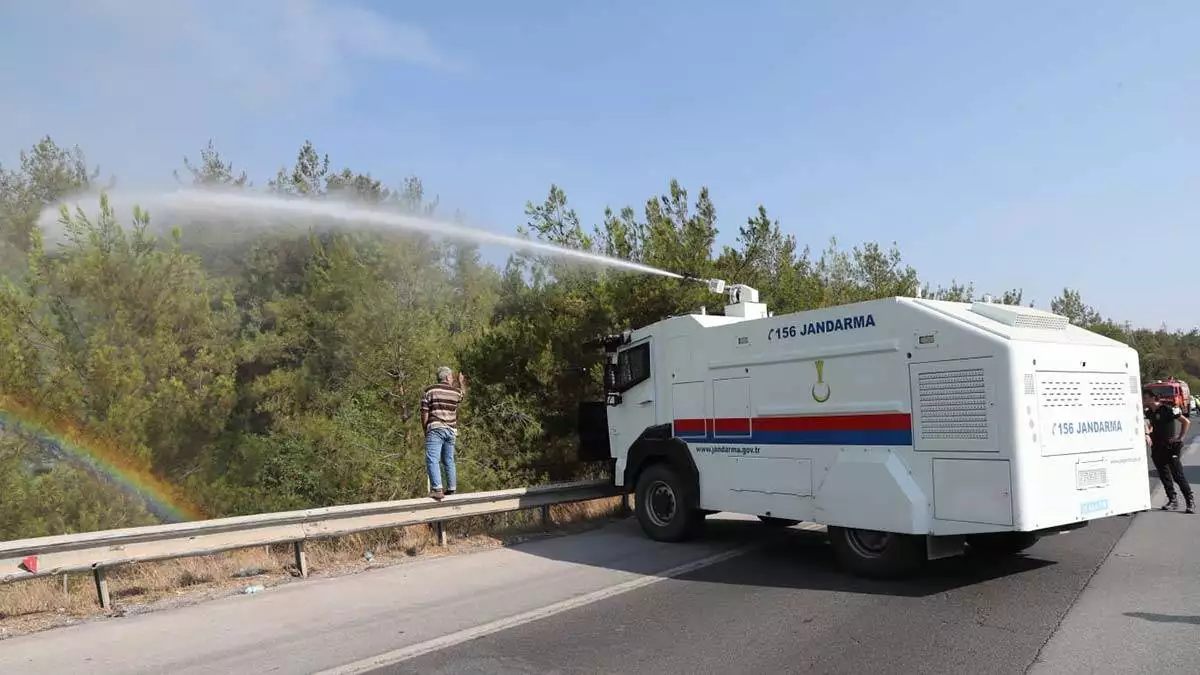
left=577, top=401, right=611, bottom=462
left=927, top=534, right=965, bottom=561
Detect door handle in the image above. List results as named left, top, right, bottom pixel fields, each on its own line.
left=639, top=400, right=653, bottom=406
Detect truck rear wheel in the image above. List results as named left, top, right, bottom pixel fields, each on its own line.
left=827, top=526, right=926, bottom=579
left=635, top=462, right=702, bottom=542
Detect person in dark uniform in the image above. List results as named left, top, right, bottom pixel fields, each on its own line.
left=1143, top=389, right=1193, bottom=513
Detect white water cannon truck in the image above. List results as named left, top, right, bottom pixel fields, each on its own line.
left=577, top=282, right=1151, bottom=579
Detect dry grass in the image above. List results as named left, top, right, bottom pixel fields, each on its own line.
left=0, top=495, right=629, bottom=640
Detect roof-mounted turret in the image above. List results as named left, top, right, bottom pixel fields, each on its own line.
left=724, top=283, right=768, bottom=319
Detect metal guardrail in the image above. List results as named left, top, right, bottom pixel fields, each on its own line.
left=0, top=479, right=624, bottom=608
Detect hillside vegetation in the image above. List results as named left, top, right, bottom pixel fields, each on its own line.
left=1, top=136, right=1197, bottom=539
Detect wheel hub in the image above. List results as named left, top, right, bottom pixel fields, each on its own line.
left=845, top=528, right=891, bottom=558
left=646, top=480, right=677, bottom=527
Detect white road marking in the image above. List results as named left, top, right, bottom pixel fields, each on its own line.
left=318, top=523, right=825, bottom=674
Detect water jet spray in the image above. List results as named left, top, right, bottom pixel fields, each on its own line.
left=39, top=188, right=689, bottom=281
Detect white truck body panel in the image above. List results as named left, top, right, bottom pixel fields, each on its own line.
left=606, top=296, right=1150, bottom=537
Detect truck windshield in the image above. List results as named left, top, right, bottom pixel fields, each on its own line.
left=1146, top=385, right=1176, bottom=398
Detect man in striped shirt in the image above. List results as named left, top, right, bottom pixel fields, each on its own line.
left=421, top=366, right=467, bottom=500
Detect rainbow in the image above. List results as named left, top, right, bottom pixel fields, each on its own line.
left=0, top=395, right=204, bottom=524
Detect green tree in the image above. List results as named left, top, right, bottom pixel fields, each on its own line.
left=2, top=132, right=1197, bottom=541
left=1050, top=287, right=1102, bottom=327
left=0, top=137, right=98, bottom=254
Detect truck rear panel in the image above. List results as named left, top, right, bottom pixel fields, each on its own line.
left=1011, top=363, right=1150, bottom=532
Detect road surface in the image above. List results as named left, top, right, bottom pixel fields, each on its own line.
left=1, top=441, right=1196, bottom=675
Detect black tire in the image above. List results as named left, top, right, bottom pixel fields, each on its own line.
left=827, top=526, right=927, bottom=579
left=965, top=532, right=1040, bottom=557
left=758, top=515, right=801, bottom=527
left=634, top=461, right=702, bottom=542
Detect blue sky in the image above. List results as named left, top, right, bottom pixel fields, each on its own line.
left=1, top=1, right=1197, bottom=329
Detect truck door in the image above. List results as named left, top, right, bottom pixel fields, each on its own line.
left=608, top=338, right=657, bottom=457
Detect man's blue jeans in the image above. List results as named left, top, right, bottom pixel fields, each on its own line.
left=425, top=427, right=457, bottom=491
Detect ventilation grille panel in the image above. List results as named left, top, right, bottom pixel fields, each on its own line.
left=917, top=368, right=989, bottom=441
left=1008, top=314, right=1071, bottom=330
left=1040, top=378, right=1084, bottom=408
left=969, top=302, right=1070, bottom=330
left=1038, top=374, right=1129, bottom=409
left=1089, top=377, right=1126, bottom=408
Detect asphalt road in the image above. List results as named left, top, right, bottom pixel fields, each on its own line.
left=2, top=433, right=1196, bottom=675
left=379, top=436, right=1200, bottom=675
left=378, top=515, right=1132, bottom=675
left=1031, top=439, right=1200, bottom=675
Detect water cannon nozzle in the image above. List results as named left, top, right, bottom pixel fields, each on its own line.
left=678, top=273, right=727, bottom=295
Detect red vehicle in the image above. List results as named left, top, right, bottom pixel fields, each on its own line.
left=1144, top=378, right=1192, bottom=417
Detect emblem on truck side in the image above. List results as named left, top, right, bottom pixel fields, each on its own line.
left=812, top=359, right=831, bottom=403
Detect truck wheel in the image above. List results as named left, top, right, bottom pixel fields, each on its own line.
left=758, top=515, right=801, bottom=527
left=965, top=532, right=1040, bottom=557
left=827, top=526, right=926, bottom=579
left=635, top=462, right=701, bottom=542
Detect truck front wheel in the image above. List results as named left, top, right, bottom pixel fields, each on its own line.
left=827, top=526, right=926, bottom=579
left=635, top=461, right=703, bottom=542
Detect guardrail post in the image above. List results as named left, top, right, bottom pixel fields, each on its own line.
left=435, top=521, right=447, bottom=546
left=621, top=493, right=631, bottom=516
left=540, top=504, right=551, bottom=527
left=92, top=566, right=111, bottom=609
left=293, top=541, right=309, bottom=578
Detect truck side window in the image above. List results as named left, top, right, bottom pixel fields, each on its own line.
left=614, top=343, right=651, bottom=392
